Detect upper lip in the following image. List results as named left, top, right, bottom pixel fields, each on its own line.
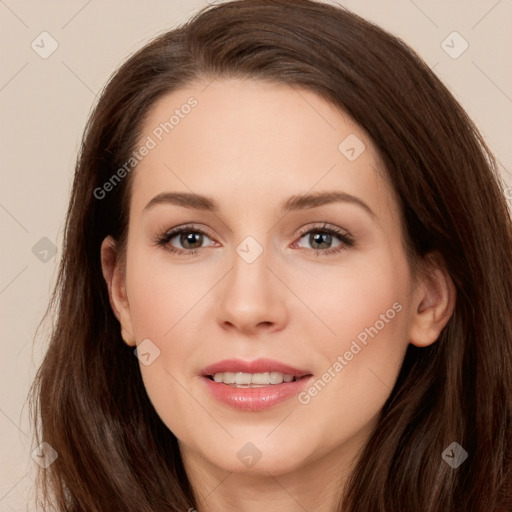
left=201, top=358, right=311, bottom=378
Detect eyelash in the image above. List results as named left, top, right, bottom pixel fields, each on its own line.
left=154, top=223, right=354, bottom=257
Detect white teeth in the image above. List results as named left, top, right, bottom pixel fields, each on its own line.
left=269, top=371, right=283, bottom=384
left=235, top=372, right=252, bottom=385
left=251, top=372, right=270, bottom=384
left=214, top=372, right=235, bottom=384
left=211, top=371, right=297, bottom=386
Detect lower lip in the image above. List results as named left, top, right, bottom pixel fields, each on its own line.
left=202, top=375, right=313, bottom=411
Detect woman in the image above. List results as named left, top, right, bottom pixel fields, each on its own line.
left=29, top=0, right=512, bottom=510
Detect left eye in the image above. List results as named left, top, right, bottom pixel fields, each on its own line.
left=294, top=226, right=353, bottom=254
left=297, top=230, right=342, bottom=250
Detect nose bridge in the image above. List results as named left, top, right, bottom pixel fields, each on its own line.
left=229, top=233, right=273, bottom=299
left=215, top=230, right=288, bottom=333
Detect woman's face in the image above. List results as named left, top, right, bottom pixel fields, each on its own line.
left=104, top=78, right=431, bottom=479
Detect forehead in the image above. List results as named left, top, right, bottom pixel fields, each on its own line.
left=130, top=78, right=396, bottom=221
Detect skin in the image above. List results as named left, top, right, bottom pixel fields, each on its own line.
left=101, top=78, right=455, bottom=512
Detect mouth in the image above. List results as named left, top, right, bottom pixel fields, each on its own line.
left=200, top=357, right=312, bottom=383
left=205, top=372, right=309, bottom=387
left=200, top=358, right=313, bottom=411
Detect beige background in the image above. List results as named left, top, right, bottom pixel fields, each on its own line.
left=1, top=0, right=511, bottom=510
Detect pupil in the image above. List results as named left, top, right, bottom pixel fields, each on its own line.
left=311, top=232, right=331, bottom=249
left=182, top=232, right=202, bottom=249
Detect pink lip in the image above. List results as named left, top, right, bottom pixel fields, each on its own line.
left=201, top=358, right=311, bottom=377
left=200, top=358, right=313, bottom=412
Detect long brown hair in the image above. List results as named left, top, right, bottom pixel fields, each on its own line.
left=29, top=0, right=512, bottom=510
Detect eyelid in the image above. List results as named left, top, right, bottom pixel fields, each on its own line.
left=296, top=222, right=350, bottom=238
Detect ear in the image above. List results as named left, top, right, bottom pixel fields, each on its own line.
left=100, top=236, right=136, bottom=346
left=408, top=251, right=456, bottom=348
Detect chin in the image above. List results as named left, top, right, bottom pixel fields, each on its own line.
left=196, top=433, right=315, bottom=476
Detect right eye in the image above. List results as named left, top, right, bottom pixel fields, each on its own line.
left=154, top=224, right=218, bottom=256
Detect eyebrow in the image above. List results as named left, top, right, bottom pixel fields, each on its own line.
left=143, top=191, right=375, bottom=218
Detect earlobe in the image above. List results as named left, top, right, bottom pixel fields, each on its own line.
left=408, top=252, right=456, bottom=348
left=100, top=236, right=136, bottom=346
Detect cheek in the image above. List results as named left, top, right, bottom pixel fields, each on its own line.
left=125, top=241, right=217, bottom=341
left=294, top=240, right=409, bottom=348
left=124, top=244, right=221, bottom=405
left=123, top=248, right=207, bottom=429
left=294, top=248, right=410, bottom=433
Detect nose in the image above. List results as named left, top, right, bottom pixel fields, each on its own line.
left=215, top=245, right=289, bottom=336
